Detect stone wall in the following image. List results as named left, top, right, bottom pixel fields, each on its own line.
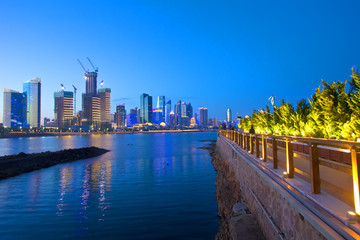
left=215, top=135, right=329, bottom=240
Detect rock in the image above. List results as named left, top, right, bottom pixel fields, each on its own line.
left=0, top=147, right=109, bottom=181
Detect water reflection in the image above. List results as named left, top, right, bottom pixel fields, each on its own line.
left=0, top=132, right=218, bottom=240
left=56, top=167, right=74, bottom=216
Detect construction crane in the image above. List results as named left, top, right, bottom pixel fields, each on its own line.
left=87, top=57, right=98, bottom=72
left=72, top=85, right=77, bottom=116
left=77, top=59, right=88, bottom=73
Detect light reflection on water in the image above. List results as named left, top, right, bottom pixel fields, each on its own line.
left=0, top=132, right=217, bottom=240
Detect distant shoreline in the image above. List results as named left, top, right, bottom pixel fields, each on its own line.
left=0, top=129, right=218, bottom=139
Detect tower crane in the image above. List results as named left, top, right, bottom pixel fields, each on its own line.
left=72, top=85, right=77, bottom=116
left=87, top=57, right=98, bottom=72
left=77, top=59, right=88, bottom=73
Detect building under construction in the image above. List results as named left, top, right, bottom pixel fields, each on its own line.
left=78, top=58, right=111, bottom=130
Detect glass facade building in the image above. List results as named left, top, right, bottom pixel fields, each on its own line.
left=140, top=93, right=152, bottom=123
left=23, top=78, right=41, bottom=128
left=165, top=100, right=171, bottom=126
left=157, top=96, right=165, bottom=122
left=3, top=89, right=27, bottom=128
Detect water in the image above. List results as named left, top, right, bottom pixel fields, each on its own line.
left=0, top=132, right=218, bottom=240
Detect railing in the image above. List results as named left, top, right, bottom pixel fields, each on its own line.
left=220, top=130, right=360, bottom=215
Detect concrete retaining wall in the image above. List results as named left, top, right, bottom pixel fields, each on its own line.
left=216, top=135, right=337, bottom=240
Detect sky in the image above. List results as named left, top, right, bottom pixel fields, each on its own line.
left=0, top=0, right=359, bottom=122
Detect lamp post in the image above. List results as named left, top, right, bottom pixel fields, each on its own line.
left=269, top=95, right=276, bottom=125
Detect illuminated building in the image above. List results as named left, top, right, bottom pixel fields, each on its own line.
left=169, top=111, right=175, bottom=128
left=165, top=100, right=171, bottom=126
left=126, top=109, right=137, bottom=127
left=227, top=108, right=232, bottom=122
left=54, top=90, right=74, bottom=129
left=98, top=88, right=111, bottom=129
left=181, top=102, right=187, bottom=117
left=23, top=78, right=41, bottom=128
left=140, top=93, right=152, bottom=123
left=82, top=94, right=100, bottom=127
left=190, top=117, right=197, bottom=127
left=198, top=107, right=208, bottom=128
left=116, top=104, right=126, bottom=128
left=157, top=96, right=165, bottom=122
left=152, top=109, right=163, bottom=125
left=175, top=100, right=181, bottom=126
left=3, top=88, right=27, bottom=128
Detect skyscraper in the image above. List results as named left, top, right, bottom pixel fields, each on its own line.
left=85, top=72, right=98, bottom=95
left=198, top=107, right=208, bottom=128
left=181, top=102, right=187, bottom=117
left=135, top=107, right=141, bottom=124
left=82, top=69, right=101, bottom=128
left=82, top=94, right=101, bottom=127
left=227, top=109, right=232, bottom=122
left=98, top=88, right=111, bottom=129
left=174, top=100, right=181, bottom=126
left=23, top=78, right=41, bottom=128
left=157, top=96, right=165, bottom=122
left=54, top=90, right=73, bottom=129
left=186, top=102, right=193, bottom=119
left=165, top=100, right=171, bottom=126
left=140, top=93, right=153, bottom=123
left=3, top=89, right=27, bottom=128
left=116, top=104, right=126, bottom=128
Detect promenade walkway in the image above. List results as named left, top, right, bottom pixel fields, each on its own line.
left=220, top=130, right=360, bottom=238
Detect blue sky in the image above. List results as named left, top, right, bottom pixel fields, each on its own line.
left=0, top=0, right=359, bottom=122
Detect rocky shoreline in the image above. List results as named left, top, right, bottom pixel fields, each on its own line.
left=0, top=147, right=109, bottom=180
left=204, top=141, right=265, bottom=240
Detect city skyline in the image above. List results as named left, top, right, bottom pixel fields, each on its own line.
left=1, top=1, right=360, bottom=121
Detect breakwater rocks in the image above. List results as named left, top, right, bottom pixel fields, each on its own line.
left=210, top=147, right=265, bottom=240
left=0, top=147, right=109, bottom=180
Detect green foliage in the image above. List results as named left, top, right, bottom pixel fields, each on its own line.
left=242, top=68, right=360, bottom=141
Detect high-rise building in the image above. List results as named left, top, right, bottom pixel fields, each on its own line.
left=181, top=102, right=187, bottom=117
left=23, top=78, right=41, bottom=128
left=140, top=93, right=152, bottom=123
left=165, top=100, right=171, bottom=126
left=116, top=104, right=126, bottom=128
left=157, top=96, right=165, bottom=122
left=98, top=88, right=111, bottom=129
left=198, top=107, right=208, bottom=128
left=82, top=94, right=101, bottom=127
left=227, top=109, right=232, bottom=122
left=3, top=89, right=27, bottom=128
left=127, top=109, right=137, bottom=127
left=169, top=111, right=175, bottom=128
left=174, top=100, right=181, bottom=126
left=152, top=109, right=163, bottom=125
left=54, top=90, right=74, bottom=129
left=85, top=72, right=98, bottom=95
left=135, top=107, right=141, bottom=124
left=186, top=102, right=193, bottom=119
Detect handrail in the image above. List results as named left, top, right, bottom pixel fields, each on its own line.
left=219, top=130, right=360, bottom=216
